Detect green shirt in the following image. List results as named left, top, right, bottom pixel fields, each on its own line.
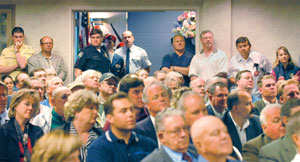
left=50, top=109, right=64, bottom=130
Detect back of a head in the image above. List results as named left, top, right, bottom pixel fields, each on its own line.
left=287, top=111, right=300, bottom=137
left=31, top=130, right=82, bottom=162
left=281, top=98, right=300, bottom=119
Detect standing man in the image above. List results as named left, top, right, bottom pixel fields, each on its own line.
left=254, top=75, right=278, bottom=113
left=161, top=35, right=193, bottom=86
left=223, top=90, right=262, bottom=153
left=189, top=30, right=228, bottom=81
left=87, top=92, right=156, bottom=162
left=74, top=28, right=111, bottom=77
left=0, top=27, right=34, bottom=80
left=114, top=30, right=152, bottom=74
left=229, top=37, right=272, bottom=98
left=28, top=36, right=67, bottom=81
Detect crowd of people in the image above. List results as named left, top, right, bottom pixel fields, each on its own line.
left=0, top=26, right=300, bottom=162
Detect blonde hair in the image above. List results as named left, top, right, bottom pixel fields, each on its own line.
left=277, top=79, right=299, bottom=97
left=31, top=130, right=82, bottom=162
left=64, top=89, right=100, bottom=122
left=8, top=89, right=40, bottom=118
left=273, top=46, right=295, bottom=68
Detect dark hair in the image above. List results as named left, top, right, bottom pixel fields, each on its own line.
left=208, top=82, right=228, bottom=95
left=171, top=35, right=185, bottom=45
left=1, top=75, right=14, bottom=84
left=257, top=75, right=275, bottom=88
left=235, top=37, right=251, bottom=47
left=227, top=91, right=240, bottom=111
left=29, top=68, right=46, bottom=77
left=103, top=92, right=130, bottom=115
left=12, top=27, right=24, bottom=35
left=119, top=77, right=144, bottom=94
left=90, top=28, right=103, bottom=37
left=235, top=70, right=251, bottom=83
left=281, top=98, right=300, bottom=118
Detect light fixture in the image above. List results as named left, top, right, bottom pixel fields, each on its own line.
left=90, top=18, right=108, bottom=25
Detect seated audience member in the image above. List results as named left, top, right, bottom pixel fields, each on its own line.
left=207, top=82, right=229, bottom=118
left=289, top=112, right=300, bottom=162
left=0, top=27, right=34, bottom=80
left=153, top=69, right=167, bottom=83
left=2, top=75, right=15, bottom=95
left=143, top=76, right=159, bottom=87
left=161, top=34, right=193, bottom=86
left=177, top=90, right=207, bottom=127
left=277, top=79, right=300, bottom=104
left=170, top=87, right=192, bottom=108
left=15, top=72, right=29, bottom=89
left=259, top=99, right=300, bottom=161
left=28, top=36, right=67, bottom=81
left=119, top=77, right=148, bottom=122
left=142, top=108, right=197, bottom=162
left=22, top=77, right=49, bottom=114
left=204, top=75, right=228, bottom=105
left=67, top=82, right=85, bottom=93
left=136, top=82, right=171, bottom=145
left=254, top=75, right=278, bottom=113
left=45, top=68, right=57, bottom=80
left=228, top=37, right=272, bottom=98
left=41, top=76, right=64, bottom=107
left=164, top=71, right=184, bottom=92
left=189, top=30, right=228, bottom=82
left=191, top=116, right=241, bottom=162
left=63, top=89, right=103, bottom=162
left=189, top=77, right=206, bottom=98
left=29, top=68, right=47, bottom=86
left=136, top=69, right=149, bottom=81
left=223, top=90, right=262, bottom=153
left=81, top=69, right=101, bottom=93
left=87, top=92, right=156, bottom=162
left=98, top=72, right=119, bottom=127
left=32, top=87, right=71, bottom=133
left=31, top=130, right=82, bottom=162
left=242, top=104, right=284, bottom=162
left=0, top=81, right=9, bottom=124
left=0, top=89, right=44, bottom=162
left=271, top=46, right=300, bottom=82
left=235, top=70, right=259, bottom=103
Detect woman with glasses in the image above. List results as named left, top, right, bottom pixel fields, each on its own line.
left=62, top=89, right=103, bottom=162
left=0, top=89, right=44, bottom=162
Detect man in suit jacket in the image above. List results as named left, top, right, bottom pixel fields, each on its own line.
left=28, top=36, right=67, bottom=81
left=254, top=75, right=278, bottom=114
left=142, top=108, right=197, bottom=162
left=135, top=82, right=171, bottom=146
left=222, top=90, right=262, bottom=153
left=243, top=104, right=283, bottom=162
left=259, top=99, right=300, bottom=162
left=207, top=82, right=229, bottom=118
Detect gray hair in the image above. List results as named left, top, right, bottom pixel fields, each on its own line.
left=177, top=90, right=201, bottom=113
left=142, top=82, right=171, bottom=104
left=164, top=71, right=184, bottom=85
left=81, top=69, right=101, bottom=81
left=287, top=111, right=300, bottom=136
left=205, top=76, right=223, bottom=91
left=155, top=107, right=185, bottom=132
left=46, top=76, right=63, bottom=88
left=259, top=104, right=282, bottom=124
left=52, top=86, right=69, bottom=98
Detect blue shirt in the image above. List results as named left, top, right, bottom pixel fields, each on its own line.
left=161, top=52, right=193, bottom=86
left=41, top=99, right=50, bottom=108
left=163, top=146, right=197, bottom=162
left=87, top=130, right=157, bottom=162
left=197, top=155, right=241, bottom=162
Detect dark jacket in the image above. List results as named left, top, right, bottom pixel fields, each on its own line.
left=271, top=62, right=300, bottom=82
left=135, top=116, right=158, bottom=146
left=0, top=118, right=44, bottom=162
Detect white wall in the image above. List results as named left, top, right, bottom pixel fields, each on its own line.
left=1, top=0, right=300, bottom=82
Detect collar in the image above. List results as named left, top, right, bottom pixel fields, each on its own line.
left=162, top=146, right=185, bottom=162
left=210, top=105, right=226, bottom=118
left=200, top=48, right=217, bottom=54
left=40, top=52, right=52, bottom=59
left=124, top=44, right=135, bottom=51
left=150, top=115, right=156, bottom=130
left=106, top=129, right=139, bottom=144
left=52, top=108, right=64, bottom=121
left=0, top=109, right=9, bottom=124
left=262, top=97, right=278, bottom=105
left=236, top=51, right=253, bottom=62
left=9, top=44, right=26, bottom=51
left=229, top=111, right=250, bottom=131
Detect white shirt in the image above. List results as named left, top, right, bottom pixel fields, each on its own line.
left=0, top=109, right=9, bottom=125
left=150, top=115, right=161, bottom=147
left=291, top=153, right=300, bottom=162
left=229, top=112, right=250, bottom=146
left=210, top=105, right=227, bottom=118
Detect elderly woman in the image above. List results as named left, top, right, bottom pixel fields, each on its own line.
left=31, top=130, right=82, bottom=162
left=0, top=89, right=44, bottom=162
left=63, top=89, right=103, bottom=162
left=271, top=46, right=300, bottom=82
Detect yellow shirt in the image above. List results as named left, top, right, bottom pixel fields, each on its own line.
left=0, top=44, right=34, bottom=80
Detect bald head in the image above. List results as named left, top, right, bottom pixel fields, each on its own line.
left=191, top=116, right=232, bottom=161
